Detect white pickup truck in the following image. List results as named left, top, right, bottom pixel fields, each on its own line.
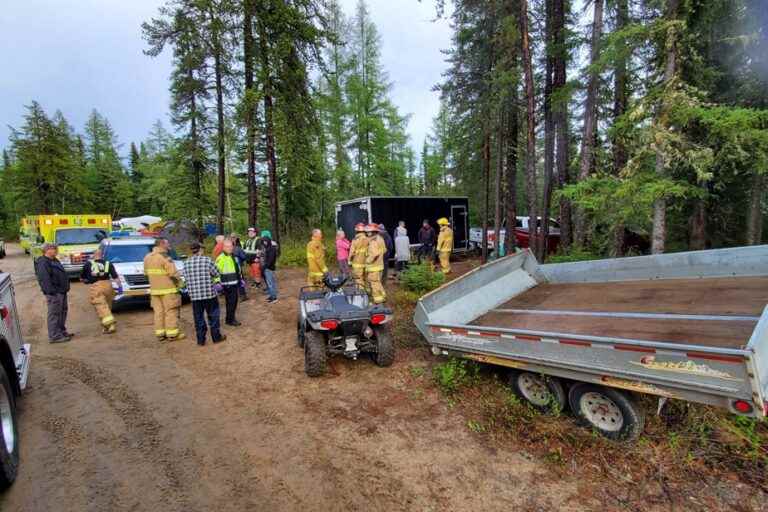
left=0, top=272, right=31, bottom=488
left=469, top=216, right=561, bottom=254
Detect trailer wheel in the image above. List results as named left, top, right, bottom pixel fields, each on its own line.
left=296, top=317, right=305, bottom=348
left=372, top=325, right=395, bottom=367
left=0, top=363, right=19, bottom=489
left=568, top=384, right=645, bottom=441
left=509, top=371, right=566, bottom=413
left=304, top=330, right=327, bottom=377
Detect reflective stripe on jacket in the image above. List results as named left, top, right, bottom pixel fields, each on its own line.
left=143, top=247, right=179, bottom=296
left=306, top=239, right=327, bottom=277
left=215, top=253, right=240, bottom=285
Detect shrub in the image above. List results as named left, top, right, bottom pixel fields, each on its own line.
left=547, top=247, right=600, bottom=264
left=399, top=262, right=445, bottom=293
left=433, top=358, right=479, bottom=394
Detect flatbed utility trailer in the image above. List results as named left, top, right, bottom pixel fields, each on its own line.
left=414, top=246, right=768, bottom=440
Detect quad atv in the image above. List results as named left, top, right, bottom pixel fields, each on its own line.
left=297, top=274, right=395, bottom=377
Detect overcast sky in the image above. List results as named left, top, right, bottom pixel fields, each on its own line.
left=0, top=0, right=451, bottom=158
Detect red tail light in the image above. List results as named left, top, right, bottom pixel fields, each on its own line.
left=733, top=400, right=753, bottom=414
left=370, top=314, right=386, bottom=325
left=0, top=306, right=8, bottom=320
left=320, top=319, right=339, bottom=330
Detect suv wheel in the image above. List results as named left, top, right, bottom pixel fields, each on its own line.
left=372, top=325, right=395, bottom=367
left=0, top=364, right=19, bottom=489
left=304, top=330, right=327, bottom=377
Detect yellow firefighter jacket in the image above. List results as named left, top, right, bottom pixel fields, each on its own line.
left=437, top=226, right=454, bottom=253
left=306, top=238, right=328, bottom=278
left=365, top=235, right=385, bottom=272
left=144, top=247, right=180, bottom=296
left=349, top=233, right=369, bottom=270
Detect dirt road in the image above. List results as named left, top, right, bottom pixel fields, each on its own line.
left=0, top=243, right=587, bottom=512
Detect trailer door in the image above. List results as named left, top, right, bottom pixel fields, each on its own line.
left=451, top=204, right=468, bottom=251
left=336, top=200, right=370, bottom=240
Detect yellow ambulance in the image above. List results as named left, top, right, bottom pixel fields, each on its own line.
left=25, top=214, right=112, bottom=276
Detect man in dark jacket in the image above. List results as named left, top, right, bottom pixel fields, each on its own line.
left=417, top=219, right=436, bottom=264
left=378, top=223, right=394, bottom=280
left=259, top=230, right=279, bottom=303
left=35, top=243, right=72, bottom=343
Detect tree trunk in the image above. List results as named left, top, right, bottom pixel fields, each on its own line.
left=611, top=0, right=629, bottom=256
left=213, top=43, right=226, bottom=235
left=244, top=0, right=258, bottom=229
left=259, top=22, right=280, bottom=243
left=189, top=84, right=204, bottom=228
left=520, top=0, right=538, bottom=256
left=553, top=0, right=571, bottom=251
left=481, top=132, right=491, bottom=264
left=540, top=0, right=555, bottom=262
left=651, top=0, right=679, bottom=254
left=574, top=0, right=604, bottom=246
left=494, top=120, right=504, bottom=257
left=505, top=85, right=520, bottom=256
left=689, top=197, right=707, bottom=250
left=747, top=171, right=764, bottom=245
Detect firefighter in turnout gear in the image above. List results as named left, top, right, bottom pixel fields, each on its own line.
left=306, top=229, right=328, bottom=286
left=349, top=223, right=368, bottom=289
left=436, top=217, right=453, bottom=274
left=80, top=248, right=120, bottom=334
left=144, top=237, right=185, bottom=341
left=364, top=224, right=386, bottom=304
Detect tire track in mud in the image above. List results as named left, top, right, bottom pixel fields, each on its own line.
left=37, top=354, right=192, bottom=511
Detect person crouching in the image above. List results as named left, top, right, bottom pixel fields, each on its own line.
left=80, top=248, right=121, bottom=334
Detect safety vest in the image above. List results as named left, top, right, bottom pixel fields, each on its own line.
left=306, top=238, right=328, bottom=277
left=90, top=260, right=111, bottom=278
left=365, top=235, right=385, bottom=272
left=349, top=234, right=368, bottom=270
left=243, top=236, right=259, bottom=255
left=215, top=254, right=240, bottom=285
left=143, top=248, right=180, bottom=296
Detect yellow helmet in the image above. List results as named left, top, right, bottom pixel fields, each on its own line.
left=437, top=217, right=449, bottom=226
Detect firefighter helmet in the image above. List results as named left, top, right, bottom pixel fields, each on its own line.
left=437, top=217, right=450, bottom=226
left=354, top=222, right=366, bottom=232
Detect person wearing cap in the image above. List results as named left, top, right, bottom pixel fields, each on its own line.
left=144, top=237, right=186, bottom=341
left=80, top=247, right=120, bottom=334
left=436, top=217, right=454, bottom=274
left=306, top=229, right=327, bottom=286
left=183, top=242, right=226, bottom=346
left=417, top=219, right=436, bottom=264
left=243, top=227, right=262, bottom=289
left=364, top=224, right=387, bottom=304
left=348, top=223, right=368, bottom=289
left=258, top=230, right=279, bottom=303
left=335, top=230, right=351, bottom=275
left=35, top=243, right=73, bottom=343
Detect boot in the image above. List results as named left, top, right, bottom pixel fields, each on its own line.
left=103, top=323, right=116, bottom=334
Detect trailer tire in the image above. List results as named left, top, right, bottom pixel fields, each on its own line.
left=568, top=384, right=645, bottom=441
left=508, top=371, right=566, bottom=413
left=372, top=326, right=395, bottom=367
left=304, top=330, right=327, bottom=377
left=0, top=363, right=19, bottom=489
left=296, top=317, right=305, bottom=348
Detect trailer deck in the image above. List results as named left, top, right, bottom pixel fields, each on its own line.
left=472, top=277, right=767, bottom=349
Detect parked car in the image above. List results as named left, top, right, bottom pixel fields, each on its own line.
left=469, top=216, right=560, bottom=254
left=97, top=237, right=187, bottom=305
left=0, top=272, right=32, bottom=489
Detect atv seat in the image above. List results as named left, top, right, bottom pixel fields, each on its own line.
left=327, top=294, right=362, bottom=313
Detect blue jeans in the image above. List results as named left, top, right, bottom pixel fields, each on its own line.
left=263, top=268, right=277, bottom=300
left=192, top=297, right=223, bottom=343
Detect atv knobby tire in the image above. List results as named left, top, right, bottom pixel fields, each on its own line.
left=373, top=325, right=395, bottom=367
left=304, top=330, right=327, bottom=377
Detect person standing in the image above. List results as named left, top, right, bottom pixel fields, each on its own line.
left=231, top=234, right=249, bottom=301
left=80, top=248, right=120, bottom=334
left=35, top=243, right=72, bottom=343
left=335, top=230, right=351, bottom=275
left=436, top=217, right=454, bottom=274
left=215, top=239, right=241, bottom=326
left=243, top=227, right=262, bottom=288
left=212, top=234, right=225, bottom=259
left=144, top=237, right=186, bottom=341
left=364, top=224, right=387, bottom=304
left=378, top=224, right=394, bottom=281
left=259, top=230, right=279, bottom=304
left=306, top=229, right=328, bottom=286
left=348, top=223, right=368, bottom=289
left=394, top=223, right=410, bottom=274
left=417, top=219, right=436, bottom=264
left=183, top=242, right=226, bottom=346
